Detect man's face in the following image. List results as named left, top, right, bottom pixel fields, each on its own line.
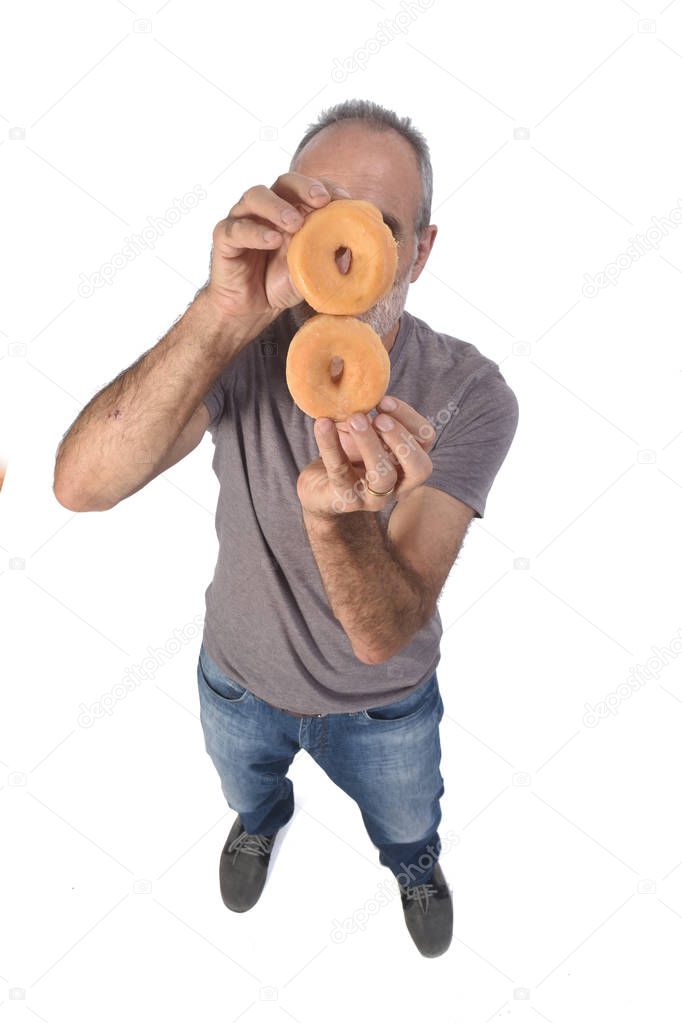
left=289, top=121, right=422, bottom=330
left=289, top=122, right=431, bottom=461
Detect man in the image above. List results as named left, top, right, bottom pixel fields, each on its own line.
left=53, top=99, right=519, bottom=958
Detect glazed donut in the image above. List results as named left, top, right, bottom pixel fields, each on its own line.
left=286, top=198, right=397, bottom=315
left=285, top=314, right=390, bottom=420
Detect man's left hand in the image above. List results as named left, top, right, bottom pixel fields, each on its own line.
left=297, top=396, right=437, bottom=518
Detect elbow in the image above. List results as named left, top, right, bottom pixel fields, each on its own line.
left=53, top=477, right=113, bottom=513
left=53, top=486, right=84, bottom=512
left=352, top=637, right=406, bottom=666
left=53, top=478, right=84, bottom=511
left=353, top=645, right=388, bottom=666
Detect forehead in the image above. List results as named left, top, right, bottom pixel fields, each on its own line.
left=291, top=121, right=420, bottom=228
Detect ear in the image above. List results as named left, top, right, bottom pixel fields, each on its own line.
left=410, top=224, right=438, bottom=283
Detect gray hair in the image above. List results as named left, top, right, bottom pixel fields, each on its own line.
left=289, top=99, right=433, bottom=237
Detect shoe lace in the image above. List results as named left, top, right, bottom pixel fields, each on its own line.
left=228, top=830, right=274, bottom=858
left=403, top=881, right=439, bottom=913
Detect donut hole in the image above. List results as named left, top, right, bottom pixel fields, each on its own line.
left=334, top=246, right=352, bottom=275
left=329, top=355, right=344, bottom=383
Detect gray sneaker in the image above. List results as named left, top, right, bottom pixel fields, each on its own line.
left=399, top=862, right=453, bottom=957
left=219, top=815, right=279, bottom=913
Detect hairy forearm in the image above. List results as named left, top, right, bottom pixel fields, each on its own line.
left=302, top=509, right=432, bottom=663
left=54, top=289, right=273, bottom=511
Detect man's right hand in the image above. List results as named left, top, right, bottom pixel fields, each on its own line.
left=204, top=172, right=351, bottom=323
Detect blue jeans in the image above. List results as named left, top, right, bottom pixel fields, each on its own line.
left=196, top=641, right=445, bottom=887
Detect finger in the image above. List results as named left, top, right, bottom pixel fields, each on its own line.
left=230, top=183, right=305, bottom=235
left=375, top=396, right=437, bottom=451
left=372, top=413, right=433, bottom=488
left=214, top=215, right=285, bottom=257
left=271, top=171, right=351, bottom=211
left=346, top=412, right=399, bottom=496
left=313, top=419, right=361, bottom=495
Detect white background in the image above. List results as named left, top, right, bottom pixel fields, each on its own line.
left=2, top=0, right=682, bottom=1019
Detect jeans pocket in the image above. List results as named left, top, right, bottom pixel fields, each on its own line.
left=361, top=673, right=437, bottom=723
left=198, top=646, right=249, bottom=704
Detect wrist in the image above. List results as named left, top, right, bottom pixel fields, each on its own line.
left=195, top=287, right=276, bottom=350
left=302, top=505, right=341, bottom=532
left=303, top=504, right=377, bottom=536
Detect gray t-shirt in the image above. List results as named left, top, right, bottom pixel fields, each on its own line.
left=200, top=307, right=519, bottom=715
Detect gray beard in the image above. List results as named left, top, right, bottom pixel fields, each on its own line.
left=289, top=254, right=415, bottom=340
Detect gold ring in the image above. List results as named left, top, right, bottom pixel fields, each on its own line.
left=365, top=480, right=396, bottom=498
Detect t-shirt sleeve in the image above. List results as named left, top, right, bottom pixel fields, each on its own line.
left=201, top=375, right=226, bottom=435
left=425, top=368, right=519, bottom=519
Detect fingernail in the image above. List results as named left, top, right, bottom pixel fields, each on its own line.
left=317, top=418, right=333, bottom=434
left=309, top=183, right=328, bottom=198
left=280, top=207, right=300, bottom=224
left=333, top=187, right=351, bottom=198
left=350, top=412, right=368, bottom=431
left=263, top=229, right=280, bottom=242
left=375, top=414, right=394, bottom=431
left=379, top=396, right=397, bottom=411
